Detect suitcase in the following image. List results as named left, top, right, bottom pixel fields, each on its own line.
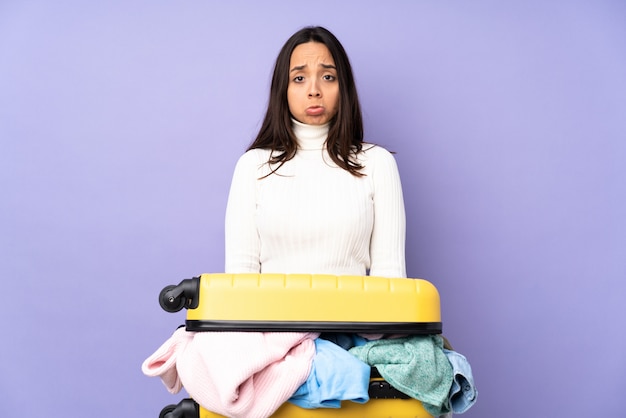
left=160, top=393, right=432, bottom=418
left=157, top=273, right=442, bottom=418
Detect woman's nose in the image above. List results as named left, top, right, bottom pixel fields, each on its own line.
left=308, top=81, right=321, bottom=97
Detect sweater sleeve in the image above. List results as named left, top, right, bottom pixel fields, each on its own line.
left=224, top=151, right=262, bottom=273
left=367, top=147, right=407, bottom=278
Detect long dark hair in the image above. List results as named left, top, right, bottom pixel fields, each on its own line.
left=248, top=26, right=365, bottom=176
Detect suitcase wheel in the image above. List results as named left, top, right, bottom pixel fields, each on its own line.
left=159, top=398, right=198, bottom=418
left=158, top=277, right=200, bottom=313
left=159, top=404, right=177, bottom=418
left=159, top=285, right=187, bottom=313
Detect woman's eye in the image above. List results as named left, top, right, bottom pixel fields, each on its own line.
left=323, top=75, right=336, bottom=81
left=293, top=76, right=304, bottom=82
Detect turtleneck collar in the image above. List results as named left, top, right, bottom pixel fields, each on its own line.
left=292, top=118, right=329, bottom=150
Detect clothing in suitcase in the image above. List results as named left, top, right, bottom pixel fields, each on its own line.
left=147, top=273, right=450, bottom=418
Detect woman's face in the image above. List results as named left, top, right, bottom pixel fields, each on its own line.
left=287, top=41, right=339, bottom=125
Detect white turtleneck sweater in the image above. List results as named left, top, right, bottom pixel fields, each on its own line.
left=224, top=120, right=406, bottom=278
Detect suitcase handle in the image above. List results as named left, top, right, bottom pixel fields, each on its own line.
left=159, top=277, right=200, bottom=312
left=368, top=379, right=411, bottom=399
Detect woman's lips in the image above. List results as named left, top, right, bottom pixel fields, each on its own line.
left=306, top=106, right=324, bottom=116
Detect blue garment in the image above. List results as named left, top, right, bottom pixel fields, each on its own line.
left=443, top=349, right=478, bottom=414
left=288, top=338, right=370, bottom=408
left=318, top=333, right=368, bottom=350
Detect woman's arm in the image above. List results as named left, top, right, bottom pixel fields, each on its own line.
left=368, top=147, right=407, bottom=278
left=224, top=151, right=262, bottom=273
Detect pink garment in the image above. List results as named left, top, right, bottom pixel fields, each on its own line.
left=142, top=328, right=319, bottom=418
left=141, top=326, right=194, bottom=393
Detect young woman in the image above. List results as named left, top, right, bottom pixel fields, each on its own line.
left=225, top=26, right=406, bottom=279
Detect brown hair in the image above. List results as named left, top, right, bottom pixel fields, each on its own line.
left=248, top=26, right=365, bottom=176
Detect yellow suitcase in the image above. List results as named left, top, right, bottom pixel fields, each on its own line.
left=159, top=273, right=441, bottom=334
left=157, top=273, right=442, bottom=418
left=160, top=394, right=432, bottom=418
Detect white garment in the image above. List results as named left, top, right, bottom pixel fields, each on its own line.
left=225, top=119, right=406, bottom=278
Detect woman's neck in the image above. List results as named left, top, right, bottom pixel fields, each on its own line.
left=292, top=119, right=329, bottom=150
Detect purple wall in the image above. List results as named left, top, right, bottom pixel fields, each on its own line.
left=2, top=1, right=625, bottom=416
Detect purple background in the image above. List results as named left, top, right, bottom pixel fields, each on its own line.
left=2, top=1, right=625, bottom=416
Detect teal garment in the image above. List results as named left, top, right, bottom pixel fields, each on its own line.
left=349, top=335, right=453, bottom=416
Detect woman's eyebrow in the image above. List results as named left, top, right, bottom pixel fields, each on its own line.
left=290, top=65, right=306, bottom=73
left=290, top=63, right=337, bottom=73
